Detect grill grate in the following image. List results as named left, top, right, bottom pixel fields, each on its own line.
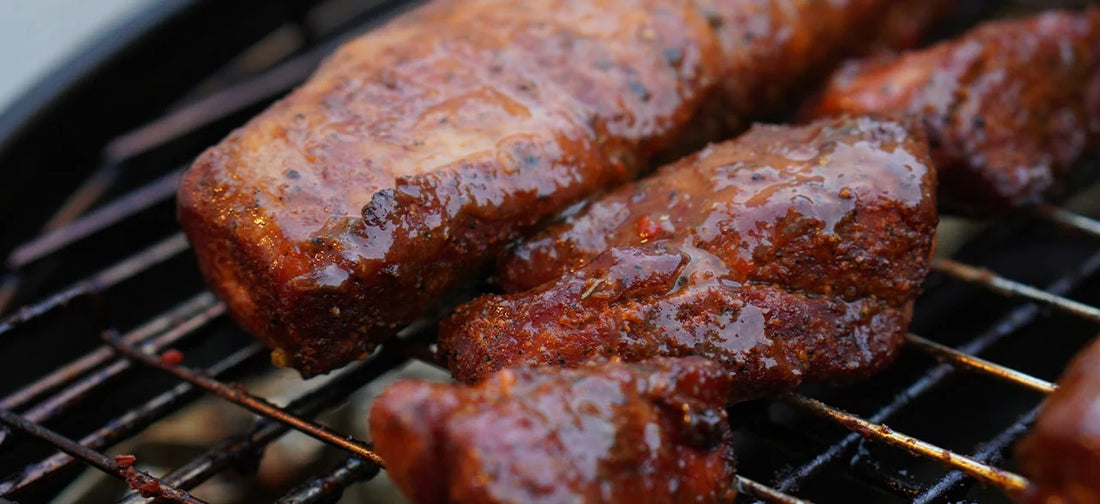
left=1, top=1, right=1098, bottom=503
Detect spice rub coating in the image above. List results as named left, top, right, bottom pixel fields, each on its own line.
left=805, top=9, right=1100, bottom=215
left=446, top=117, right=937, bottom=395
left=178, top=0, right=949, bottom=376
left=1017, top=337, right=1100, bottom=504
left=370, top=357, right=737, bottom=504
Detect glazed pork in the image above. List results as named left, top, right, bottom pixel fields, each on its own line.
left=805, top=9, right=1100, bottom=215
left=441, top=117, right=937, bottom=398
left=370, top=357, right=737, bottom=504
left=178, top=0, right=954, bottom=377
left=1016, top=337, right=1100, bottom=504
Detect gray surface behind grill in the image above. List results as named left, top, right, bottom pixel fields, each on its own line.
left=0, top=0, right=156, bottom=113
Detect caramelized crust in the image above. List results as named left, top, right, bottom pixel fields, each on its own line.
left=370, top=357, right=737, bottom=504
left=805, top=9, right=1100, bottom=215
left=496, top=116, right=936, bottom=295
left=179, top=0, right=950, bottom=376
left=1017, top=338, right=1100, bottom=504
left=444, top=117, right=936, bottom=395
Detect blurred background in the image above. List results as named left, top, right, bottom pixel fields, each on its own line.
left=0, top=0, right=155, bottom=112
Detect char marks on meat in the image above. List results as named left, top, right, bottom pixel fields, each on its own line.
left=442, top=117, right=937, bottom=399
left=178, top=0, right=954, bottom=376
left=805, top=8, right=1100, bottom=215
left=370, top=357, right=737, bottom=504
left=1017, top=337, right=1100, bottom=504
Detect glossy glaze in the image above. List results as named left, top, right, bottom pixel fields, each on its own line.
left=178, top=0, right=953, bottom=376
left=806, top=8, right=1100, bottom=215
left=1017, top=337, right=1100, bottom=504
left=445, top=117, right=936, bottom=395
left=497, top=116, right=936, bottom=295
left=370, top=357, right=737, bottom=504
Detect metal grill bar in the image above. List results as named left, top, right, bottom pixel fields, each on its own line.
left=7, top=170, right=182, bottom=271
left=780, top=394, right=1029, bottom=497
left=773, top=248, right=1100, bottom=493
left=0, top=292, right=216, bottom=413
left=932, top=257, right=1100, bottom=323
left=0, top=343, right=264, bottom=496
left=42, top=163, right=124, bottom=234
left=1037, top=204, right=1100, bottom=237
left=105, top=52, right=323, bottom=165
left=846, top=443, right=922, bottom=498
left=0, top=408, right=205, bottom=504
left=0, top=233, right=189, bottom=335
left=736, top=476, right=813, bottom=504
left=0, top=299, right=226, bottom=447
left=118, top=334, right=426, bottom=504
left=912, top=406, right=1041, bottom=504
left=275, top=456, right=379, bottom=504
left=903, top=333, right=1056, bottom=394
left=102, top=333, right=384, bottom=466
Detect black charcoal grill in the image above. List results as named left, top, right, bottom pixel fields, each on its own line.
left=1, top=1, right=1099, bottom=502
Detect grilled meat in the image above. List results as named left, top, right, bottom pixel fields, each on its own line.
left=1016, top=337, right=1100, bottom=504
left=178, top=0, right=953, bottom=377
left=871, top=1, right=965, bottom=52
left=443, top=117, right=936, bottom=396
left=370, top=357, right=737, bottom=504
left=805, top=9, right=1100, bottom=215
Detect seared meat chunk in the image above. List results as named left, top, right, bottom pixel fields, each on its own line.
left=453, top=245, right=913, bottom=400
left=805, top=9, right=1100, bottom=215
left=179, top=0, right=954, bottom=376
left=370, top=357, right=737, bottom=504
left=444, top=117, right=936, bottom=396
left=1017, top=337, right=1100, bottom=504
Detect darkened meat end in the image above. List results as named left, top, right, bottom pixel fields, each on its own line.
left=178, top=0, right=956, bottom=377
left=1016, top=337, right=1100, bottom=504
left=443, top=116, right=936, bottom=398
left=369, top=357, right=737, bottom=504
left=805, top=8, right=1100, bottom=215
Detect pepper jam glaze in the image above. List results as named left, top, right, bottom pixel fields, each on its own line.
left=370, top=357, right=737, bottom=504
left=805, top=8, right=1100, bottom=215
left=178, top=0, right=945, bottom=376
left=443, top=117, right=937, bottom=398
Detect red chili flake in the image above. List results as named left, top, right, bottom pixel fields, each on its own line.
left=125, top=468, right=163, bottom=498
left=637, top=215, right=661, bottom=240
left=160, top=349, right=184, bottom=365
left=114, top=454, right=137, bottom=468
